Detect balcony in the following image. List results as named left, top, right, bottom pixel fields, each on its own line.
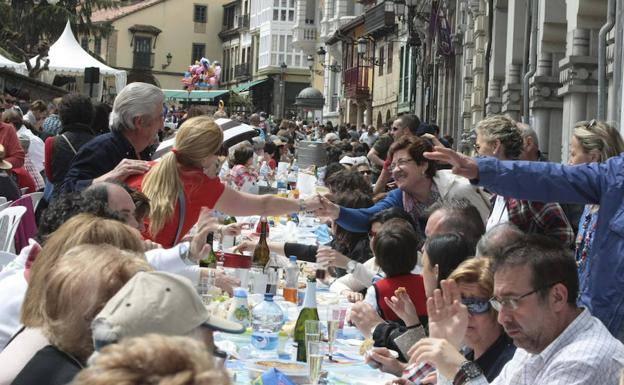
left=132, top=52, right=154, bottom=70
left=236, top=14, right=249, bottom=29
left=364, top=1, right=395, bottom=36
left=235, top=63, right=251, bottom=79
left=344, top=66, right=370, bottom=99
left=292, top=25, right=318, bottom=52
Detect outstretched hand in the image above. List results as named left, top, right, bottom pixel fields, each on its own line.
left=307, top=194, right=340, bottom=220
left=423, top=146, right=479, bottom=180
left=384, top=290, right=421, bottom=327
left=426, top=279, right=469, bottom=348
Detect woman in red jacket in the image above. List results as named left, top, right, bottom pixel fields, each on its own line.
left=126, top=116, right=321, bottom=248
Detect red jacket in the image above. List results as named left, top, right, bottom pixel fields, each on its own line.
left=0, top=122, right=25, bottom=168
left=374, top=274, right=427, bottom=322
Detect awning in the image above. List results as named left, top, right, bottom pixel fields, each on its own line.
left=232, top=78, right=269, bottom=93
left=163, top=89, right=229, bottom=101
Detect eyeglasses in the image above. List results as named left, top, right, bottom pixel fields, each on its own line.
left=489, top=282, right=558, bottom=311
left=586, top=119, right=597, bottom=129
left=390, top=158, right=415, bottom=170
left=461, top=297, right=492, bottom=315
left=391, top=125, right=401, bottom=132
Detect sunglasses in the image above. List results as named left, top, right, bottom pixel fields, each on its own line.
left=461, top=297, right=492, bottom=315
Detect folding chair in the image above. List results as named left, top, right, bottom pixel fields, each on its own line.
left=0, top=206, right=27, bottom=252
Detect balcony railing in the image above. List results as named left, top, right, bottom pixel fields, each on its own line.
left=133, top=52, right=154, bottom=69
left=235, top=63, right=251, bottom=78
left=344, top=66, right=370, bottom=99
left=236, top=14, right=250, bottom=29
left=292, top=25, right=318, bottom=50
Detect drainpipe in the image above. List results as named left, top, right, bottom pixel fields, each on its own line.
left=522, top=0, right=538, bottom=124
left=598, top=0, right=616, bottom=121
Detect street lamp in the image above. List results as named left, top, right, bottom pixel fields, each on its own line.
left=161, top=52, right=173, bottom=69
left=357, top=37, right=384, bottom=67
left=315, top=46, right=342, bottom=72
left=280, top=62, right=287, bottom=119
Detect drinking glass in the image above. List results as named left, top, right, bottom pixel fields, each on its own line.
left=197, top=274, right=215, bottom=306
left=307, top=341, right=324, bottom=385
left=326, top=306, right=341, bottom=361
left=304, top=320, right=321, bottom=361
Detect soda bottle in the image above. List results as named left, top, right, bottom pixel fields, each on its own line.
left=283, top=256, right=299, bottom=304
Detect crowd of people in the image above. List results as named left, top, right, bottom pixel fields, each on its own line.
left=1, top=81, right=624, bottom=385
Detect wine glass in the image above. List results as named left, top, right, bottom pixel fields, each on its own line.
left=326, top=306, right=341, bottom=361
left=304, top=320, right=321, bottom=361
left=307, top=341, right=324, bottom=385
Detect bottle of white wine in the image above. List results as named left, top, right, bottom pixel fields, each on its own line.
left=294, top=276, right=319, bottom=362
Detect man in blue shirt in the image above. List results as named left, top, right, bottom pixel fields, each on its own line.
left=59, top=82, right=164, bottom=193
left=424, top=145, right=624, bottom=341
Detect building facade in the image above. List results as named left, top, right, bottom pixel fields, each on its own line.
left=90, top=0, right=228, bottom=90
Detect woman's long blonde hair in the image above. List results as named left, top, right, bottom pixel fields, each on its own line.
left=43, top=244, right=151, bottom=362
left=21, top=214, right=145, bottom=327
left=142, top=116, right=223, bottom=236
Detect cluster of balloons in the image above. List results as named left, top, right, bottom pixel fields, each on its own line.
left=182, top=57, right=222, bottom=90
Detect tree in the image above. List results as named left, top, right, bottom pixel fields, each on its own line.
left=0, top=0, right=119, bottom=77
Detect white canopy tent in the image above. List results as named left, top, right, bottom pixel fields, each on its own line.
left=27, top=21, right=126, bottom=95
left=0, top=53, right=26, bottom=75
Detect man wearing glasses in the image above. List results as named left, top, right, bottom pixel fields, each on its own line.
left=407, top=235, right=624, bottom=385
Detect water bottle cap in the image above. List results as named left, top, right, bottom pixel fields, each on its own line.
left=289, top=255, right=297, bottom=262
left=264, top=293, right=274, bottom=301
left=233, top=288, right=248, bottom=298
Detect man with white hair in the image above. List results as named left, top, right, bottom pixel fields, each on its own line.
left=60, top=82, right=164, bottom=192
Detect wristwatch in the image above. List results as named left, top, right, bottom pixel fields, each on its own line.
left=453, top=360, right=482, bottom=385
left=346, top=260, right=358, bottom=274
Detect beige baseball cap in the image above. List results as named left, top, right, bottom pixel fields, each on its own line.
left=92, top=271, right=244, bottom=345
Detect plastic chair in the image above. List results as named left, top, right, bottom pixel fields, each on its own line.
left=0, top=206, right=27, bottom=253
left=0, top=200, right=12, bottom=212
left=22, top=192, right=44, bottom=213
left=0, top=251, right=17, bottom=270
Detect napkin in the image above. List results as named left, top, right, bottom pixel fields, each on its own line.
left=252, top=368, right=297, bottom=385
left=314, top=224, right=332, bottom=245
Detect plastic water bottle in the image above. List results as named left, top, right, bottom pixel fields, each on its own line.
left=259, top=161, right=271, bottom=183
left=284, top=256, right=299, bottom=304
left=250, top=293, right=284, bottom=357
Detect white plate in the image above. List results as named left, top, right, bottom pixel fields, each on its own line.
left=246, top=359, right=310, bottom=384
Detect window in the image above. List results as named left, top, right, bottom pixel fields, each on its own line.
left=273, top=9, right=279, bottom=20
left=288, top=10, right=294, bottom=21
left=133, top=36, right=152, bottom=69
left=194, top=5, right=207, bottom=23
left=378, top=46, right=384, bottom=76
left=387, top=42, right=393, bottom=74
left=81, top=37, right=89, bottom=50
left=94, top=37, right=101, bottom=55
left=192, top=43, right=206, bottom=63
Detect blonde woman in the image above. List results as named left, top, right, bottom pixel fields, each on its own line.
left=71, top=334, right=230, bottom=385
left=12, top=244, right=151, bottom=385
left=0, top=214, right=145, bottom=385
left=126, top=115, right=322, bottom=247
left=568, top=120, right=624, bottom=312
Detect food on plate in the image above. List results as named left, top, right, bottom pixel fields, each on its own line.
left=255, top=361, right=306, bottom=371
left=359, top=338, right=374, bottom=355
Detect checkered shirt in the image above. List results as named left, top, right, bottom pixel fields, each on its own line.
left=438, top=309, right=624, bottom=385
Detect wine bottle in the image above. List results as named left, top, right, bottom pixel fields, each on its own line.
left=252, top=217, right=270, bottom=267
left=294, top=277, right=319, bottom=362
left=199, top=232, right=217, bottom=268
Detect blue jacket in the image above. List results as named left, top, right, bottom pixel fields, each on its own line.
left=59, top=131, right=139, bottom=193
left=476, top=156, right=624, bottom=339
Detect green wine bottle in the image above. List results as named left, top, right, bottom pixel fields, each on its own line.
left=294, top=277, right=319, bottom=362
left=199, top=232, right=217, bottom=268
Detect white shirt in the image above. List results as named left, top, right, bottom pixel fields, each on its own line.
left=360, top=132, right=378, bottom=147
left=438, top=309, right=624, bottom=385
left=486, top=195, right=509, bottom=231
left=17, top=125, right=44, bottom=173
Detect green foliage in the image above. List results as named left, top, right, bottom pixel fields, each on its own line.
left=229, top=92, right=255, bottom=113
left=0, top=0, right=119, bottom=76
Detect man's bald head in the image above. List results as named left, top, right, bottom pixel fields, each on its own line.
left=84, top=182, right=139, bottom=230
